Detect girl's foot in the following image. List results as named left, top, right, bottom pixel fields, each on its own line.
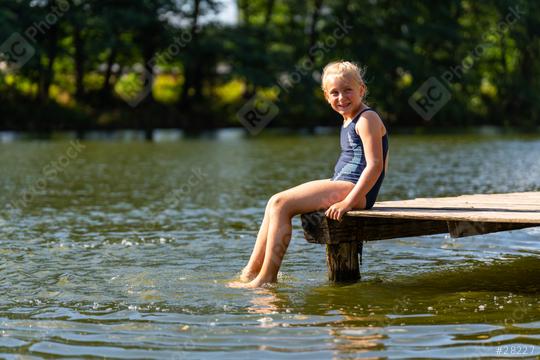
left=227, top=280, right=257, bottom=288
left=227, top=279, right=264, bottom=289
left=227, top=276, right=276, bottom=289
left=239, top=267, right=258, bottom=282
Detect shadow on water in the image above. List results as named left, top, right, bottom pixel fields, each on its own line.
left=382, top=255, right=540, bottom=293
left=232, top=257, right=540, bottom=358
left=246, top=257, right=540, bottom=324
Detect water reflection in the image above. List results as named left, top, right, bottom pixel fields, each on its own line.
left=246, top=288, right=283, bottom=315
left=330, top=325, right=385, bottom=357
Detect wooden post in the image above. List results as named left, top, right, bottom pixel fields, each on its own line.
left=301, top=211, right=362, bottom=282
left=326, top=241, right=362, bottom=282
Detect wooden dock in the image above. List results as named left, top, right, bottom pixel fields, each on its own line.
left=301, top=192, right=540, bottom=282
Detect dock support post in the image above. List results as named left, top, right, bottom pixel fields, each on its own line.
left=326, top=241, right=362, bottom=282
left=301, top=211, right=362, bottom=282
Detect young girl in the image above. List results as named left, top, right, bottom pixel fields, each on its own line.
left=228, top=61, right=389, bottom=288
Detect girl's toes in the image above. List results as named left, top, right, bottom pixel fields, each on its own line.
left=227, top=281, right=250, bottom=289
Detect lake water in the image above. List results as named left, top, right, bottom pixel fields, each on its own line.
left=1, top=133, right=539, bottom=359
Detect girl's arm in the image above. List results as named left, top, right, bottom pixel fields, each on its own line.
left=325, top=112, right=384, bottom=220
left=344, top=113, right=384, bottom=206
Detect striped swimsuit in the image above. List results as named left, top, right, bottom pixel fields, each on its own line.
left=331, top=108, right=389, bottom=209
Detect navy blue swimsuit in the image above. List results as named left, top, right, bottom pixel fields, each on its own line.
left=331, top=108, right=389, bottom=209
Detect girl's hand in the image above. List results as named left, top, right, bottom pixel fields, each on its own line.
left=325, top=200, right=353, bottom=221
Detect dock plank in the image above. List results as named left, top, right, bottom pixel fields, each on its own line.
left=347, top=192, right=540, bottom=224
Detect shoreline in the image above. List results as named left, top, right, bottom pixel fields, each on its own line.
left=1, top=126, right=540, bottom=143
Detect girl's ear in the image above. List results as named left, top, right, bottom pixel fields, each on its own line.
left=358, top=83, right=367, bottom=100
left=323, top=88, right=330, bottom=103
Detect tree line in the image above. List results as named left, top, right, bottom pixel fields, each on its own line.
left=0, top=0, right=539, bottom=134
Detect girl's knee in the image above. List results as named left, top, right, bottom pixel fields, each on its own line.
left=269, top=192, right=285, bottom=207
left=268, top=192, right=293, bottom=215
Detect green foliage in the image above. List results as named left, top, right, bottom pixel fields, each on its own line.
left=0, top=0, right=539, bottom=131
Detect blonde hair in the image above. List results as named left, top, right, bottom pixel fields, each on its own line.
left=321, top=60, right=367, bottom=99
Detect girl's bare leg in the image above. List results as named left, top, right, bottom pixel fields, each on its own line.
left=229, top=179, right=356, bottom=288
left=256, top=209, right=292, bottom=284
left=240, top=202, right=272, bottom=281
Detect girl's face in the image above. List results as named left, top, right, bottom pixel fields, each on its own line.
left=324, top=74, right=365, bottom=119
